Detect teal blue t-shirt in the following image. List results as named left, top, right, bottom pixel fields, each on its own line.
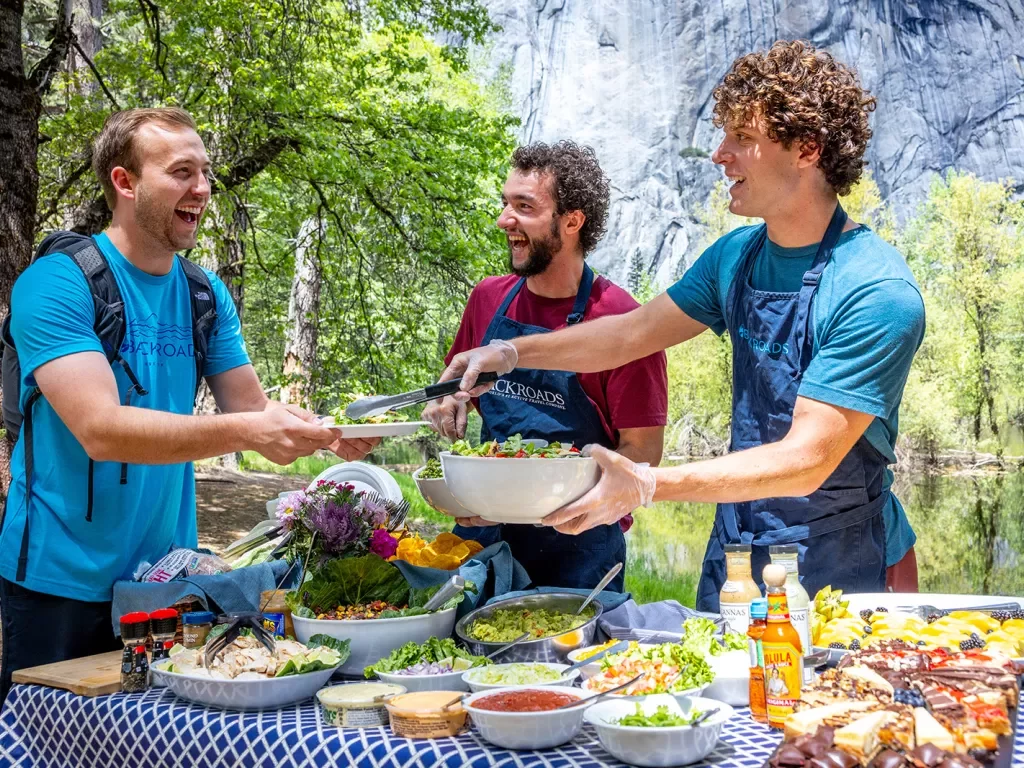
left=0, top=232, right=250, bottom=601
left=666, top=225, right=925, bottom=566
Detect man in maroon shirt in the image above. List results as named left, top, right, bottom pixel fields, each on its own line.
left=423, top=141, right=667, bottom=591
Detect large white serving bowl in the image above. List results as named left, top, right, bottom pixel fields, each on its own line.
left=703, top=650, right=750, bottom=706
left=439, top=451, right=599, bottom=524
left=375, top=668, right=470, bottom=693
left=411, top=467, right=480, bottom=520
left=585, top=695, right=734, bottom=767
left=150, top=660, right=337, bottom=711
left=463, top=686, right=594, bottom=750
left=462, top=662, right=580, bottom=693
left=291, top=609, right=457, bottom=676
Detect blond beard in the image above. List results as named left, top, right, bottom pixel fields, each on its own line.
left=135, top=184, right=197, bottom=252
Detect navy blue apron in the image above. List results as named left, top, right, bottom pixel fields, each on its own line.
left=695, top=205, right=887, bottom=612
left=452, top=264, right=626, bottom=591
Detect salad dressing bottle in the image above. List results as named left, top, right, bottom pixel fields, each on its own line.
left=761, top=563, right=802, bottom=730
left=719, top=544, right=761, bottom=634
left=768, top=544, right=812, bottom=683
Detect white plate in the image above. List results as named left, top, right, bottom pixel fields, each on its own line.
left=151, top=661, right=336, bottom=710
left=319, top=420, right=429, bottom=438
left=308, top=461, right=403, bottom=502
left=839, top=593, right=1024, bottom=613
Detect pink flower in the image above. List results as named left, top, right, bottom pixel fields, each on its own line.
left=369, top=528, right=399, bottom=559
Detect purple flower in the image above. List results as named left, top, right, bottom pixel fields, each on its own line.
left=369, top=528, right=399, bottom=559
left=307, top=499, right=359, bottom=554
left=360, top=497, right=389, bottom=528
left=276, top=491, right=307, bottom=529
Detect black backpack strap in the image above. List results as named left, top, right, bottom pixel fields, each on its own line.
left=176, top=256, right=218, bottom=398
left=16, top=388, right=43, bottom=581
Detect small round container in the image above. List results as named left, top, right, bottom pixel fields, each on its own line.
left=317, top=682, right=406, bottom=728
left=182, top=611, right=216, bottom=649
left=385, top=690, right=468, bottom=739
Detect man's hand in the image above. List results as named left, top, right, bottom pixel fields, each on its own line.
left=246, top=404, right=341, bottom=465
left=422, top=395, right=468, bottom=440
left=263, top=401, right=379, bottom=462
left=542, top=445, right=657, bottom=535
left=440, top=339, right=518, bottom=396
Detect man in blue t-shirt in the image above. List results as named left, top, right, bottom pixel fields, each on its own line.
left=441, top=41, right=924, bottom=607
left=0, top=108, right=377, bottom=699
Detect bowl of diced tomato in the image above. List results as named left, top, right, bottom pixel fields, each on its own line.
left=440, top=435, right=599, bottom=524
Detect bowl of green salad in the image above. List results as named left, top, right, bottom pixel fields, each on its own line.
left=412, top=460, right=480, bottom=521
left=455, top=592, right=602, bottom=663
left=440, top=434, right=599, bottom=525
left=585, top=694, right=734, bottom=768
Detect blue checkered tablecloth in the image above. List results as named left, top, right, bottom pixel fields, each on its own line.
left=0, top=684, right=1021, bottom=768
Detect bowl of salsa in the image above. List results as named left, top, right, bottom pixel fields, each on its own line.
left=463, top=686, right=594, bottom=750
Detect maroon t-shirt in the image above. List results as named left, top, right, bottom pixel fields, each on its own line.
left=445, top=274, right=669, bottom=445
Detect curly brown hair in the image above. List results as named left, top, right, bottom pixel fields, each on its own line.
left=511, top=141, right=610, bottom=254
left=712, top=40, right=876, bottom=195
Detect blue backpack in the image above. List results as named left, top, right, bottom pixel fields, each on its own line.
left=0, top=232, right=218, bottom=581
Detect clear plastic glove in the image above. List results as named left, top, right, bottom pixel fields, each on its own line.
left=422, top=395, right=468, bottom=440
left=541, top=445, right=657, bottom=535
left=440, top=339, right=518, bottom=399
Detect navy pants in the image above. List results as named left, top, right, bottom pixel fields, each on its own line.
left=0, top=577, right=120, bottom=705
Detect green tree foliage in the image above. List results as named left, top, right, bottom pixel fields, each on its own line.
left=34, top=0, right=516, bottom=410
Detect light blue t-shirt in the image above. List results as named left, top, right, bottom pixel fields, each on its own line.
left=667, top=225, right=925, bottom=566
left=0, top=232, right=250, bottom=601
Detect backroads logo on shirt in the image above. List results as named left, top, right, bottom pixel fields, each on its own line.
left=491, top=378, right=567, bottom=410
left=121, top=313, right=194, bottom=359
left=737, top=325, right=790, bottom=358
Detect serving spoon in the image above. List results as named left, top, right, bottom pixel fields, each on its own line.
left=485, top=632, right=532, bottom=660
left=554, top=672, right=646, bottom=710
left=575, top=562, right=623, bottom=616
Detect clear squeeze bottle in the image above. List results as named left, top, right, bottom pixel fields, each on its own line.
left=719, top=543, right=761, bottom=634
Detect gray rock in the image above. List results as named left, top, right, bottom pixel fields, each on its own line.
left=477, top=0, right=1024, bottom=286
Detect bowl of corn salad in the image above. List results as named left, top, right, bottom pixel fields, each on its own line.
left=293, top=607, right=458, bottom=676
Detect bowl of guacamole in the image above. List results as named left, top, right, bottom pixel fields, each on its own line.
left=455, top=592, right=602, bottom=664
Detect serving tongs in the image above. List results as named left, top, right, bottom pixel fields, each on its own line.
left=204, top=531, right=317, bottom=668
left=343, top=372, right=500, bottom=421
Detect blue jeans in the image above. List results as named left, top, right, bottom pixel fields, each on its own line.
left=0, top=577, right=120, bottom=705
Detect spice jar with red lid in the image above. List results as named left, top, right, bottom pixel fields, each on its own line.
left=119, top=612, right=150, bottom=692
left=149, top=608, right=178, bottom=663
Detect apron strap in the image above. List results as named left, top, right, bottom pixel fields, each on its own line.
left=566, top=264, right=594, bottom=325
left=795, top=203, right=847, bottom=367
left=494, top=264, right=596, bottom=326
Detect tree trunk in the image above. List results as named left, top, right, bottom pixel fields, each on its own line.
left=197, top=193, right=245, bottom=318
left=0, top=0, right=72, bottom=493
left=280, top=217, right=322, bottom=410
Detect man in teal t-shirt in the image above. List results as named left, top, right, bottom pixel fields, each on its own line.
left=441, top=41, right=925, bottom=606
left=0, top=108, right=376, bottom=701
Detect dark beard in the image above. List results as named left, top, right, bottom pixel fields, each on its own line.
left=509, top=218, right=561, bottom=277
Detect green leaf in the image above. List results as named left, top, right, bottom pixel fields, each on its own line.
left=297, top=554, right=410, bottom=613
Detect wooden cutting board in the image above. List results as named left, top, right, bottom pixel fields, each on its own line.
left=12, top=650, right=124, bottom=696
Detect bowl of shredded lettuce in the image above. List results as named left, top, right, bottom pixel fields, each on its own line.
left=440, top=435, right=599, bottom=524
left=364, top=637, right=489, bottom=693
left=463, top=662, right=579, bottom=692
